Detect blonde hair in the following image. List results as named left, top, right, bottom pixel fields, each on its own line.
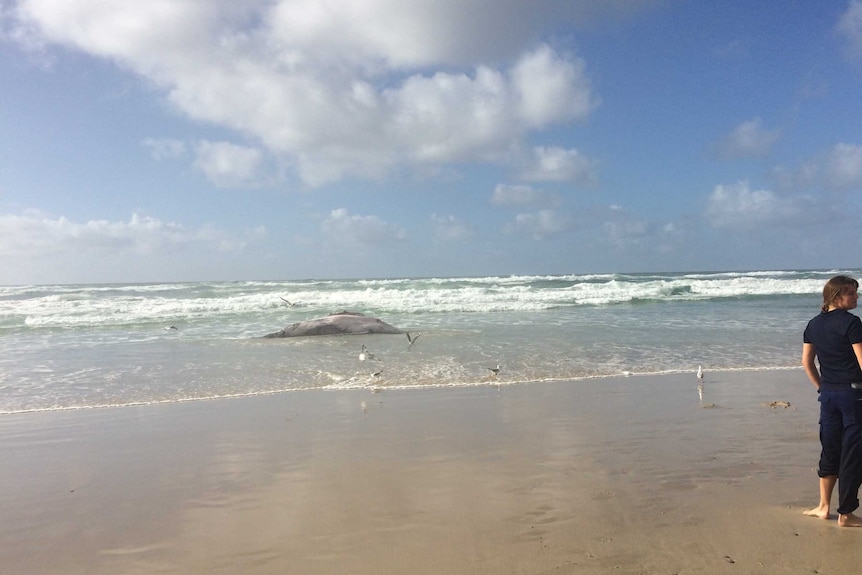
left=822, top=275, right=859, bottom=312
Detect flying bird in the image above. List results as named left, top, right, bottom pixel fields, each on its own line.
left=280, top=297, right=297, bottom=307
left=406, top=332, right=421, bottom=348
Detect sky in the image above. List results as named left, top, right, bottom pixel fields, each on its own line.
left=1, top=0, right=862, bottom=285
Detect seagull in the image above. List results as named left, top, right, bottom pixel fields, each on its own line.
left=369, top=368, right=384, bottom=393
left=280, top=297, right=296, bottom=308
left=487, top=364, right=501, bottom=376
left=359, top=344, right=375, bottom=362
left=696, top=365, right=704, bottom=402
left=406, top=332, right=421, bottom=348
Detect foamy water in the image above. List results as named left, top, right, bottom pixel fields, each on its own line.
left=0, top=269, right=848, bottom=413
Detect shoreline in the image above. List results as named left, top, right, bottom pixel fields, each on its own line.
left=2, top=369, right=854, bottom=574
left=0, top=365, right=805, bottom=416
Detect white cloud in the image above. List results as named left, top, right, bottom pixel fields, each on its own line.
left=384, top=66, right=515, bottom=164
left=0, top=210, right=267, bottom=283
left=705, top=181, right=801, bottom=228
left=491, top=184, right=560, bottom=207
left=771, top=142, right=862, bottom=193
left=193, top=140, right=265, bottom=188
left=264, top=0, right=650, bottom=69
left=321, top=208, right=407, bottom=247
left=143, top=137, right=187, bottom=161
left=511, top=45, right=598, bottom=128
left=267, top=0, right=506, bottom=70
left=825, top=142, right=862, bottom=189
left=719, top=118, right=780, bottom=159
left=602, top=207, right=649, bottom=246
left=10, top=0, right=227, bottom=77
left=508, top=209, right=571, bottom=239
left=603, top=219, right=648, bottom=245
left=520, top=146, right=597, bottom=183
left=10, top=2, right=602, bottom=187
left=431, top=214, right=472, bottom=242
left=0, top=210, right=257, bottom=258
left=771, top=161, right=819, bottom=192
left=838, top=1, right=862, bottom=60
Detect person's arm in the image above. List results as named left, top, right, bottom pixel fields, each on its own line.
left=802, top=342, right=820, bottom=391
left=853, top=342, right=862, bottom=377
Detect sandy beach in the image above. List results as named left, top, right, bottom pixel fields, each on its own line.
left=2, top=369, right=859, bottom=574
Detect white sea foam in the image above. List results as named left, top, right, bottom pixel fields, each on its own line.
left=0, top=270, right=839, bottom=328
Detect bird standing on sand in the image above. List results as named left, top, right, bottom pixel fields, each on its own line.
left=488, top=364, right=501, bottom=376
left=696, top=365, right=704, bottom=402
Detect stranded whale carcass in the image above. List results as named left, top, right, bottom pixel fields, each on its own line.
left=264, top=311, right=403, bottom=338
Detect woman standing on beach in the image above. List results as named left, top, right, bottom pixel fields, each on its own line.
left=802, top=274, right=862, bottom=527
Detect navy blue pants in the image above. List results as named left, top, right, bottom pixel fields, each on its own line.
left=818, top=389, right=862, bottom=515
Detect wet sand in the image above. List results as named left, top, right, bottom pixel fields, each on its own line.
left=1, top=370, right=857, bottom=574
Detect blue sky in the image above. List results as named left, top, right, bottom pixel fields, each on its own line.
left=2, top=0, right=862, bottom=284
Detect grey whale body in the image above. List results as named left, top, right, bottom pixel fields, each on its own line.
left=264, top=311, right=403, bottom=338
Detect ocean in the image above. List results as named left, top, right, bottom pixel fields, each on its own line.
left=0, top=269, right=848, bottom=414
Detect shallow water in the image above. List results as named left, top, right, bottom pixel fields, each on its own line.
left=0, top=269, right=847, bottom=413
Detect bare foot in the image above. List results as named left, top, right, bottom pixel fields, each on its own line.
left=838, top=513, right=862, bottom=527
left=803, top=504, right=831, bottom=519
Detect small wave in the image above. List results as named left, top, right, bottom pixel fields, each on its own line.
left=0, top=365, right=803, bottom=416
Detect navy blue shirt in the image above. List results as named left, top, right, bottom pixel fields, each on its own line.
left=804, top=309, right=862, bottom=390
